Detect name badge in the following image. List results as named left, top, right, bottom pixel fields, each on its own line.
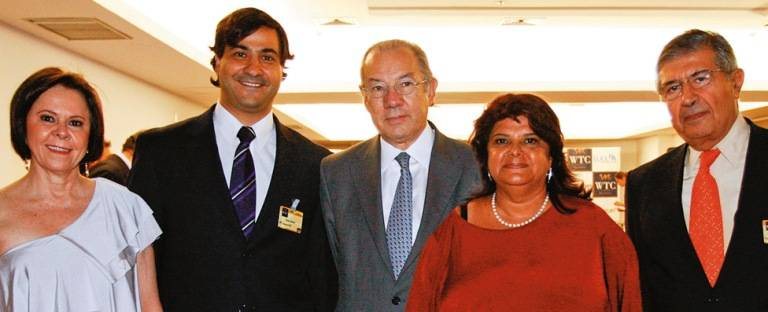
left=763, top=220, right=768, bottom=244
left=277, top=199, right=303, bottom=234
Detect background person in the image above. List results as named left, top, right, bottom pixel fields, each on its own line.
left=89, top=131, right=140, bottom=185
left=407, top=93, right=641, bottom=311
left=0, top=67, right=161, bottom=311
left=614, top=171, right=627, bottom=207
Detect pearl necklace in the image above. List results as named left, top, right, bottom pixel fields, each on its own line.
left=491, top=192, right=550, bottom=228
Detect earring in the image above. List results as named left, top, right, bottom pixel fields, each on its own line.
left=487, top=172, right=494, bottom=182
left=546, top=167, right=553, bottom=184
left=24, top=159, right=30, bottom=171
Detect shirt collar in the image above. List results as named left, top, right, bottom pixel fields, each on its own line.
left=213, top=102, right=274, bottom=148
left=686, top=115, right=750, bottom=174
left=380, top=123, right=435, bottom=170
left=115, top=152, right=131, bottom=169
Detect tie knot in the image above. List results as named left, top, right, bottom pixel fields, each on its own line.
left=699, top=149, right=720, bottom=169
left=395, top=152, right=410, bottom=169
left=237, top=127, right=256, bottom=144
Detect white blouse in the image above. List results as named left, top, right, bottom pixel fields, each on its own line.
left=0, top=178, right=161, bottom=312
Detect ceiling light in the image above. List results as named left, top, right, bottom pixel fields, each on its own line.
left=502, top=18, right=534, bottom=26
left=322, top=18, right=355, bottom=26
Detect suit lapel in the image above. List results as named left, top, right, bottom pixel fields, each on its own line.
left=247, top=116, right=299, bottom=247
left=648, top=145, right=712, bottom=282
left=402, top=128, right=460, bottom=273
left=185, top=107, right=248, bottom=244
left=352, top=138, right=392, bottom=272
left=721, top=122, right=768, bottom=281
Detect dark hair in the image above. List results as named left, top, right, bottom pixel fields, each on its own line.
left=469, top=93, right=590, bottom=214
left=209, top=7, right=292, bottom=86
left=122, top=131, right=141, bottom=152
left=10, top=67, right=104, bottom=166
left=656, top=29, right=738, bottom=92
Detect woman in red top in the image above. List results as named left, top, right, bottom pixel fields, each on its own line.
left=406, top=93, right=641, bottom=311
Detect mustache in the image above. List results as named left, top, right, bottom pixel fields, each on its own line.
left=679, top=101, right=707, bottom=119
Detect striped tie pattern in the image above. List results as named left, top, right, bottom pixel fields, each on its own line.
left=387, top=152, right=413, bottom=279
left=690, top=149, right=724, bottom=287
left=231, top=126, right=257, bottom=238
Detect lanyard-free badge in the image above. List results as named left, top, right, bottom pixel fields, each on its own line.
left=278, top=198, right=303, bottom=234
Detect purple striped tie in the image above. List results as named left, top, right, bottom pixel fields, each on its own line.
left=231, top=126, right=257, bottom=238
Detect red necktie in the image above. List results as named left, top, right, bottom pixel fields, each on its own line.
left=689, top=149, right=723, bottom=287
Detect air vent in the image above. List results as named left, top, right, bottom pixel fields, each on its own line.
left=26, top=17, right=131, bottom=40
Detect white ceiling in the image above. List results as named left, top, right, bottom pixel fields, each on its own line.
left=2, top=0, right=767, bottom=142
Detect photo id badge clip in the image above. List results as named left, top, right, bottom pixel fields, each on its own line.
left=278, top=199, right=303, bottom=234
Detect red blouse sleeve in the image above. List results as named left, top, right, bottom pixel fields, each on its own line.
left=405, top=212, right=457, bottom=312
left=600, top=211, right=643, bottom=312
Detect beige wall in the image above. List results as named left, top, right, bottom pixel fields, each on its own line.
left=1, top=22, right=203, bottom=186
left=635, top=133, right=685, bottom=166
left=566, top=132, right=684, bottom=174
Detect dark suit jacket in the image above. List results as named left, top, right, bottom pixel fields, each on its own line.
left=89, top=153, right=130, bottom=185
left=626, top=118, right=768, bottom=311
left=129, top=106, right=337, bottom=311
left=319, top=124, right=481, bottom=311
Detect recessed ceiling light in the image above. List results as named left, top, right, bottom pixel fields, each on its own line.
left=322, top=18, right=355, bottom=26
left=502, top=17, right=534, bottom=26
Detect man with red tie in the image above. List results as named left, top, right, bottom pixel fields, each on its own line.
left=626, top=29, right=768, bottom=311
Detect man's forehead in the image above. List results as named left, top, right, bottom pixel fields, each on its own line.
left=229, top=27, right=280, bottom=49
left=362, top=49, right=419, bottom=79
left=659, top=48, right=716, bottom=76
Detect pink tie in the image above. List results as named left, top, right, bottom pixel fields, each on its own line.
left=689, top=149, right=724, bottom=287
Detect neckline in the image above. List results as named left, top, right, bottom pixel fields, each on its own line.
left=0, top=179, right=101, bottom=258
left=453, top=203, right=554, bottom=233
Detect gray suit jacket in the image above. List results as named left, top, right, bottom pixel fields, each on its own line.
left=320, top=124, right=481, bottom=311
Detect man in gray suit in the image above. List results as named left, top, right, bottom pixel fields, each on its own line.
left=319, top=39, right=481, bottom=311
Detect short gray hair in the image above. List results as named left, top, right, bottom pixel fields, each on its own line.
left=656, top=29, right=739, bottom=91
left=360, top=39, right=434, bottom=83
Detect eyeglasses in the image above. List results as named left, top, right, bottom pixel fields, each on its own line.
left=659, top=68, right=724, bottom=102
left=360, top=79, right=428, bottom=98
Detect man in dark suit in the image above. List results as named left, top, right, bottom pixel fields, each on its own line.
left=89, top=132, right=138, bottom=185
left=129, top=8, right=336, bottom=311
left=320, top=39, right=480, bottom=311
left=626, top=29, right=768, bottom=311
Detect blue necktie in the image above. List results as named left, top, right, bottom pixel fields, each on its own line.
left=387, top=152, right=412, bottom=279
left=231, top=126, right=257, bottom=238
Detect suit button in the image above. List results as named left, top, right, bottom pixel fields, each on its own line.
left=391, top=296, right=401, bottom=305
left=705, top=297, right=713, bottom=303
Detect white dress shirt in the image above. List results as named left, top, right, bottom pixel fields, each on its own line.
left=682, top=116, right=750, bottom=252
left=380, top=125, right=435, bottom=245
left=213, top=103, right=276, bottom=223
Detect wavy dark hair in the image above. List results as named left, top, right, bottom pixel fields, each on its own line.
left=10, top=67, right=105, bottom=168
left=209, top=7, right=293, bottom=86
left=468, top=93, right=590, bottom=214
